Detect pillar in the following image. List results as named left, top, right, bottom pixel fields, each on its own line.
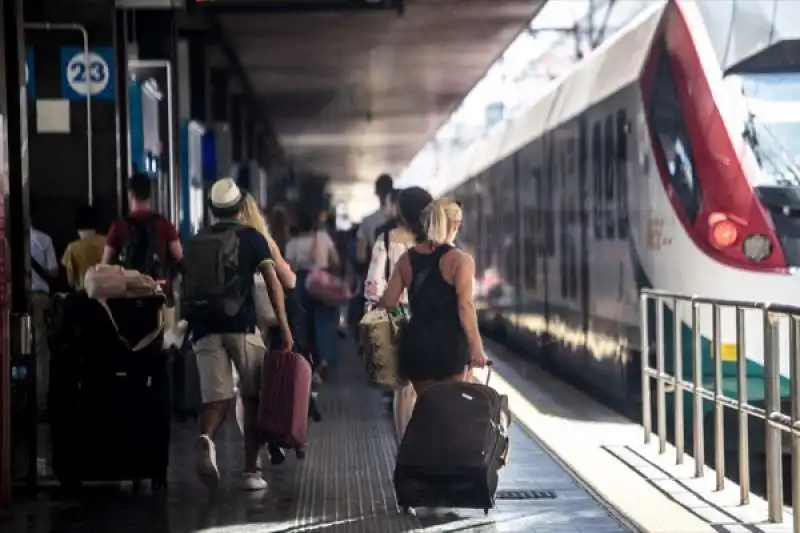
left=209, top=68, right=230, bottom=122
left=1, top=0, right=30, bottom=500
left=113, top=8, right=130, bottom=216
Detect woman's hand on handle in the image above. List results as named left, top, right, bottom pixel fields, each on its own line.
left=469, top=347, right=489, bottom=369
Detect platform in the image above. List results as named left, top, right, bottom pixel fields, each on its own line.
left=479, top=339, right=798, bottom=533
left=1, top=338, right=630, bottom=533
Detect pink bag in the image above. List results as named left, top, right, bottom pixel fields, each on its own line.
left=304, top=231, right=351, bottom=306
left=306, top=268, right=351, bottom=306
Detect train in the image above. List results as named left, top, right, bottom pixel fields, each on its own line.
left=419, top=0, right=800, bottom=460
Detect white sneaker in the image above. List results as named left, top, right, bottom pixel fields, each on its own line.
left=242, top=471, right=268, bottom=491
left=195, top=435, right=220, bottom=488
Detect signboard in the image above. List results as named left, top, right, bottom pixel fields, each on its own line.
left=60, top=47, right=115, bottom=101
left=25, top=47, right=34, bottom=100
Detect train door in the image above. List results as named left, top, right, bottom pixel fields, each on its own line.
left=578, top=117, right=591, bottom=351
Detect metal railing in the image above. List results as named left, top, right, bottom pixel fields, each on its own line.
left=640, top=288, right=800, bottom=531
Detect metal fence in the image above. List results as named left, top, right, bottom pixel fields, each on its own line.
left=640, top=288, right=799, bottom=531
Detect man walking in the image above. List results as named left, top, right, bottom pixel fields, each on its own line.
left=183, top=178, right=293, bottom=491
left=102, top=172, right=183, bottom=329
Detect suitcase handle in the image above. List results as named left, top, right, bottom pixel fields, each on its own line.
left=484, top=360, right=493, bottom=386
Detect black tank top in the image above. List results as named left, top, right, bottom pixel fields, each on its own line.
left=400, top=244, right=470, bottom=381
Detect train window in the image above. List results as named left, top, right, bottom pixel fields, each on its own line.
left=559, top=197, right=569, bottom=299
left=592, top=121, right=603, bottom=239
left=544, top=140, right=556, bottom=256
left=617, top=110, right=630, bottom=238
left=604, top=116, right=616, bottom=239
left=532, top=167, right=543, bottom=252
left=649, top=44, right=702, bottom=221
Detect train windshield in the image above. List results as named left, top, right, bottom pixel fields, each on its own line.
left=734, top=72, right=800, bottom=187
left=731, top=73, right=800, bottom=266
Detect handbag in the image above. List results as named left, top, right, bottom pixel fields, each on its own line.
left=305, top=231, right=351, bottom=306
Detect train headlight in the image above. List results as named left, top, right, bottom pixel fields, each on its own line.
left=742, top=234, right=772, bottom=262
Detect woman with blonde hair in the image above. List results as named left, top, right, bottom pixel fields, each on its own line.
left=241, top=195, right=296, bottom=289
left=379, top=198, right=487, bottom=394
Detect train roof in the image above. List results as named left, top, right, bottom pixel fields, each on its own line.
left=436, top=0, right=667, bottom=197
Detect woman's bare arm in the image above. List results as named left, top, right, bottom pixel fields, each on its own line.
left=378, top=253, right=409, bottom=310
left=266, top=233, right=296, bottom=288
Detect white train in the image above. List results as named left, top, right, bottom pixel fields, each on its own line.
left=420, top=0, right=800, bottom=452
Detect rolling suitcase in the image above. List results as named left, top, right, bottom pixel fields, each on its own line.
left=49, top=294, right=171, bottom=491
left=257, top=349, right=312, bottom=452
left=394, top=364, right=510, bottom=514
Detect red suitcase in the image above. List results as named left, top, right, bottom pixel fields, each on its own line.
left=257, top=350, right=312, bottom=451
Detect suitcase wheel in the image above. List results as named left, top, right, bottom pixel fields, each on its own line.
left=132, top=479, right=142, bottom=494
left=152, top=477, right=168, bottom=491
left=484, top=508, right=490, bottom=516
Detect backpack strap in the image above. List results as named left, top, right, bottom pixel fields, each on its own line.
left=383, top=230, right=391, bottom=281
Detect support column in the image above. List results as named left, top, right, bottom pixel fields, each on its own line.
left=132, top=10, right=179, bottom=224
left=1, top=0, right=29, bottom=501
left=113, top=8, right=130, bottom=216
left=188, top=36, right=209, bottom=121
left=210, top=68, right=230, bottom=122
left=230, top=94, right=243, bottom=163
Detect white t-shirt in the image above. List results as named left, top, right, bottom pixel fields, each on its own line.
left=364, top=233, right=411, bottom=309
left=285, top=230, right=336, bottom=270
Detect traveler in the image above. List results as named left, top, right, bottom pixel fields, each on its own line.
left=103, top=173, right=183, bottom=329
left=285, top=210, right=341, bottom=373
left=241, top=195, right=296, bottom=291
left=29, top=199, right=58, bottom=415
left=269, top=204, right=291, bottom=254
left=238, top=193, right=298, bottom=466
left=378, top=198, right=488, bottom=394
left=184, top=178, right=293, bottom=491
left=61, top=205, right=106, bottom=290
left=372, top=188, right=401, bottom=242
left=365, top=187, right=433, bottom=438
left=356, top=173, right=394, bottom=265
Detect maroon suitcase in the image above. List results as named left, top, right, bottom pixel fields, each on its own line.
left=257, top=350, right=312, bottom=450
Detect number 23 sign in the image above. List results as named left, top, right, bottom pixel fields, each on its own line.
left=60, top=47, right=115, bottom=101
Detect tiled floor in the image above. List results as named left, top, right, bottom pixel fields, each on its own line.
left=0, top=344, right=631, bottom=533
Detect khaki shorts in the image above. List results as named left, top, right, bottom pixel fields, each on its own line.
left=194, top=332, right=266, bottom=404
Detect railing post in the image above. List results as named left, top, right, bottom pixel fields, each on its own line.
left=736, top=307, right=749, bottom=505
left=641, top=293, right=652, bottom=445
left=692, top=301, right=704, bottom=477
left=712, top=303, right=725, bottom=490
left=764, top=308, right=783, bottom=522
left=657, top=299, right=667, bottom=454
left=674, top=297, right=684, bottom=464
left=789, top=315, right=800, bottom=533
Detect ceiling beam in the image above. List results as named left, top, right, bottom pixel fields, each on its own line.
left=191, top=0, right=405, bottom=16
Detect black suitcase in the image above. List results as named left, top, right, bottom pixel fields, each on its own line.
left=394, top=365, right=510, bottom=514
left=49, top=293, right=171, bottom=491
left=168, top=335, right=201, bottom=420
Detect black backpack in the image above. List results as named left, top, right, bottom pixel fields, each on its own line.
left=117, top=214, right=165, bottom=278
left=182, top=223, right=245, bottom=321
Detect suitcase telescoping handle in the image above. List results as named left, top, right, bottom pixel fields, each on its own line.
left=484, top=360, right=493, bottom=386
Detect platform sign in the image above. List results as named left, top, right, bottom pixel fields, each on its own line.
left=60, top=47, right=115, bottom=101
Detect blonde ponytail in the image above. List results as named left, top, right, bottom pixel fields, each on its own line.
left=423, top=198, right=462, bottom=245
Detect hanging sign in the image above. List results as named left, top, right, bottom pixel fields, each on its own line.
left=60, top=47, right=115, bottom=101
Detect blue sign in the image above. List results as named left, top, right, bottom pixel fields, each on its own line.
left=25, top=47, right=35, bottom=100
left=60, top=46, right=115, bottom=101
